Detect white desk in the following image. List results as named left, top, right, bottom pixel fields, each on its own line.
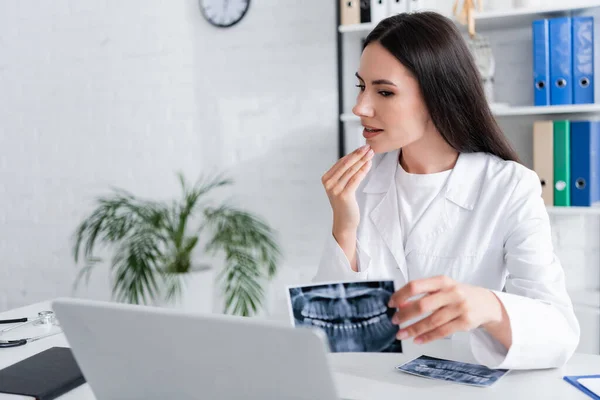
left=1, top=300, right=599, bottom=400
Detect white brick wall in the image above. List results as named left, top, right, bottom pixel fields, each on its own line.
left=1, top=0, right=598, bottom=351
left=0, top=0, right=338, bottom=315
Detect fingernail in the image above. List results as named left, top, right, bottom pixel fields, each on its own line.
left=397, top=331, right=409, bottom=340
left=361, top=144, right=369, bottom=150
left=414, top=337, right=423, bottom=344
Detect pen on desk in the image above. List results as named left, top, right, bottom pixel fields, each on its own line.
left=0, top=317, right=28, bottom=324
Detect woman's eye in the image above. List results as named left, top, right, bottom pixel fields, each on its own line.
left=379, top=91, right=393, bottom=97
left=355, top=84, right=365, bottom=91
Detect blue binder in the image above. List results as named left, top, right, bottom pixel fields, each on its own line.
left=570, top=120, right=600, bottom=206
left=549, top=17, right=573, bottom=105
left=572, top=16, right=594, bottom=104
left=533, top=19, right=550, bottom=106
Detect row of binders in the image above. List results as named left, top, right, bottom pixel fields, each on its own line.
left=532, top=16, right=595, bottom=106
left=340, top=0, right=423, bottom=26
left=533, top=120, right=600, bottom=207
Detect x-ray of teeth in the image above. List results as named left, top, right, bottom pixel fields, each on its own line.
left=396, top=355, right=510, bottom=387
left=286, top=280, right=402, bottom=353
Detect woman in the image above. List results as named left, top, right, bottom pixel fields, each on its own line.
left=314, top=11, right=579, bottom=370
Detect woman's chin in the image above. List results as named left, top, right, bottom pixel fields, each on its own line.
left=366, top=142, right=392, bottom=155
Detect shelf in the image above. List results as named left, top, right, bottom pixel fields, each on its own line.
left=338, top=3, right=600, bottom=33
left=492, top=103, right=600, bottom=116
left=341, top=104, right=600, bottom=122
left=338, top=22, right=375, bottom=33
left=338, top=18, right=467, bottom=33
left=547, top=206, right=600, bottom=215
left=341, top=105, right=600, bottom=122
left=474, top=2, right=600, bottom=29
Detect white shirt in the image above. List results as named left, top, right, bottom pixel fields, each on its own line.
left=395, top=162, right=451, bottom=248
left=313, top=150, right=580, bottom=371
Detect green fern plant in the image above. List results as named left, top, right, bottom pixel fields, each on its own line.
left=72, top=173, right=281, bottom=317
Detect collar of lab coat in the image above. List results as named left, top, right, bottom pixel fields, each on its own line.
left=361, top=150, right=488, bottom=280
left=362, top=149, right=487, bottom=211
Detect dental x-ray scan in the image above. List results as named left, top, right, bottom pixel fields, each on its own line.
left=286, top=280, right=402, bottom=353
left=396, top=355, right=510, bottom=387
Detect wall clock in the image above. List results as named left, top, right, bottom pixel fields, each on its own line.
left=200, top=0, right=251, bottom=28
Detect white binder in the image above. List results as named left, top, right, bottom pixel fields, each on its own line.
left=387, top=0, right=407, bottom=15
left=407, top=0, right=425, bottom=12
left=370, top=0, right=388, bottom=23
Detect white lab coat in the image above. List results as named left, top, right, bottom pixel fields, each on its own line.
left=313, top=150, right=580, bottom=370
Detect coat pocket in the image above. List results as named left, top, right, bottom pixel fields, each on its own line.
left=406, top=248, right=504, bottom=286
left=406, top=252, right=475, bottom=282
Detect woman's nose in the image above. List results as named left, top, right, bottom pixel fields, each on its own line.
left=352, top=95, right=375, bottom=118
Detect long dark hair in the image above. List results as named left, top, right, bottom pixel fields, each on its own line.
left=363, top=12, right=520, bottom=163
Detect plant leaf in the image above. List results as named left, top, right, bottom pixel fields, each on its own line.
left=173, top=174, right=233, bottom=249
left=218, top=249, right=265, bottom=316
left=72, top=257, right=102, bottom=291
left=203, top=204, right=281, bottom=316
left=163, top=272, right=183, bottom=303
left=110, top=228, right=164, bottom=305
left=72, top=188, right=171, bottom=304
left=183, top=236, right=198, bottom=255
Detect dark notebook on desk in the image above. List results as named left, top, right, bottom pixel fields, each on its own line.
left=0, top=347, right=86, bottom=400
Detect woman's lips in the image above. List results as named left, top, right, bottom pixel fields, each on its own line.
left=363, top=128, right=383, bottom=139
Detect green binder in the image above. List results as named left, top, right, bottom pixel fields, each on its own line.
left=553, top=120, right=570, bottom=206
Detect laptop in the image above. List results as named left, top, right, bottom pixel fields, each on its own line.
left=52, top=297, right=343, bottom=400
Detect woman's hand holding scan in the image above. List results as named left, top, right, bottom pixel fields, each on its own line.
left=388, top=276, right=508, bottom=345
